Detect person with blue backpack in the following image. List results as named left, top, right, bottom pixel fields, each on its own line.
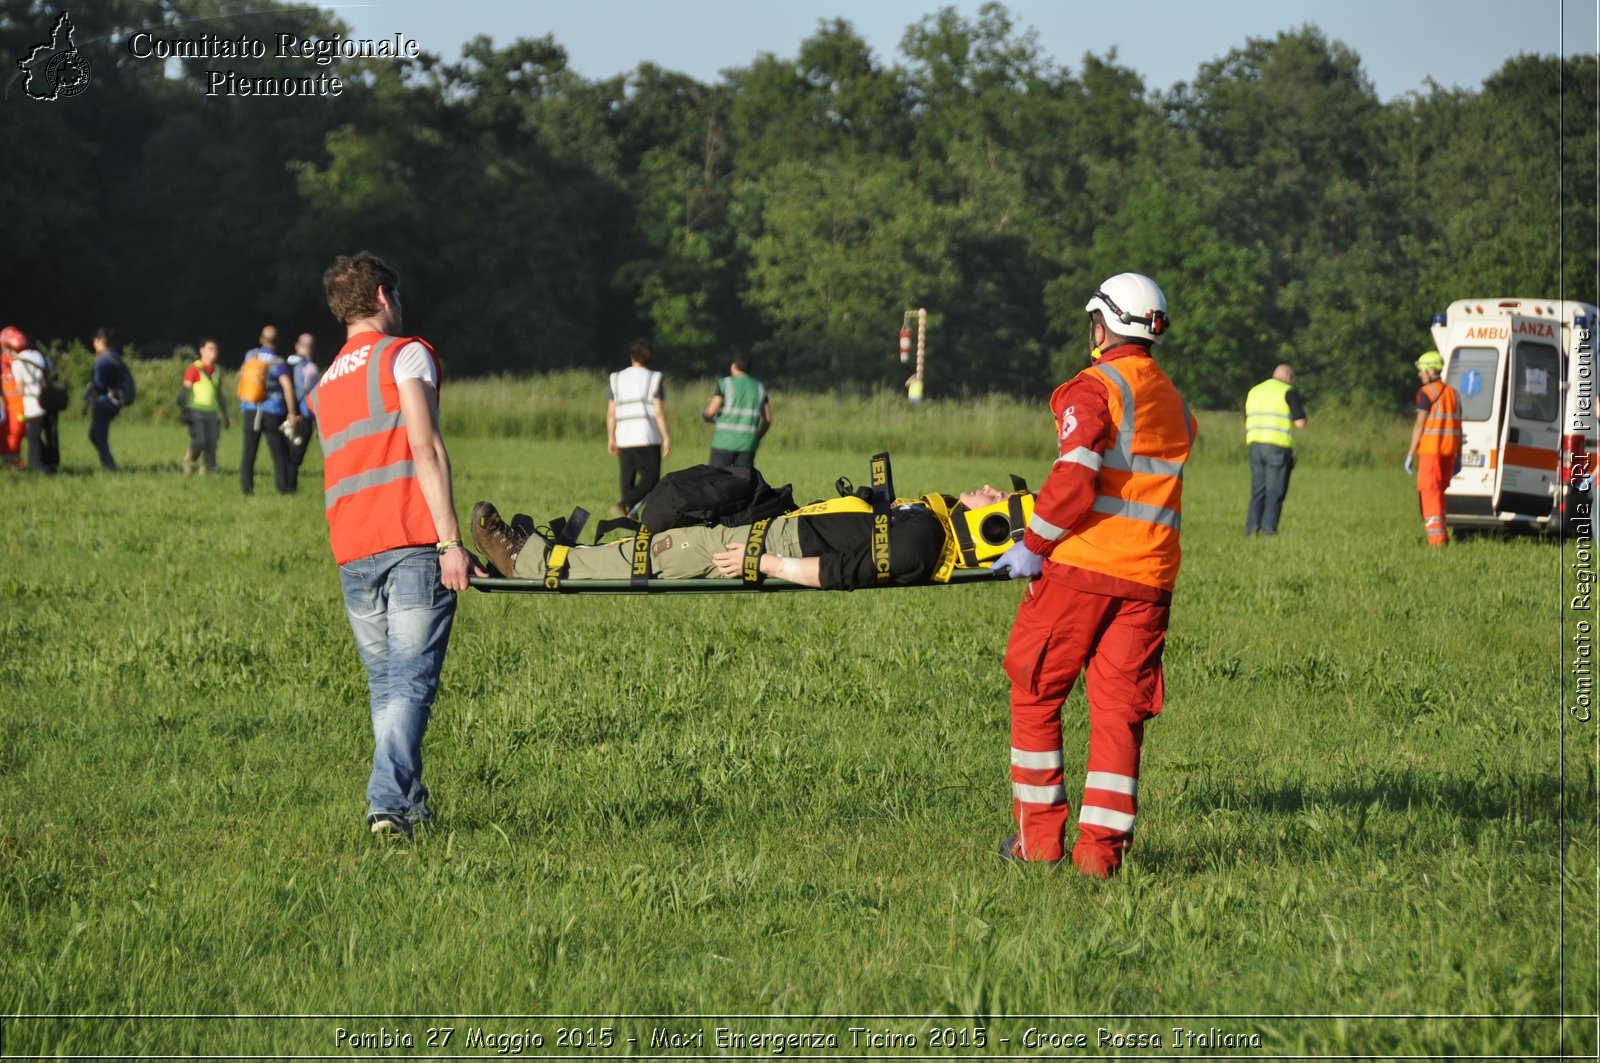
left=285, top=332, right=321, bottom=491
left=236, top=324, right=300, bottom=495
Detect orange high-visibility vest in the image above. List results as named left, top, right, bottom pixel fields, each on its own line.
left=1048, top=355, right=1195, bottom=592
left=1, top=352, right=21, bottom=403
left=308, top=332, right=441, bottom=565
left=1416, top=380, right=1463, bottom=457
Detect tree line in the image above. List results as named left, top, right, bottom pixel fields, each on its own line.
left=2, top=0, right=1594, bottom=407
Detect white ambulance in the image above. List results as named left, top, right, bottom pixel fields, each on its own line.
left=1431, top=297, right=1597, bottom=532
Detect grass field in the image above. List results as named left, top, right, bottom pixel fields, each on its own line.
left=1, top=384, right=1595, bottom=1059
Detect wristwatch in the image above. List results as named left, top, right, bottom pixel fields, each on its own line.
left=436, top=538, right=463, bottom=555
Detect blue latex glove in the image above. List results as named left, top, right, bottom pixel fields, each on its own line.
left=991, top=540, right=1044, bottom=580
left=1403, top=454, right=1415, bottom=474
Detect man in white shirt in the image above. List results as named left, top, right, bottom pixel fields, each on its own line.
left=9, top=342, right=59, bottom=472
left=606, top=337, right=671, bottom=517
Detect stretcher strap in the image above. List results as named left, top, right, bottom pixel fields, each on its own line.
left=470, top=566, right=1006, bottom=595
left=915, top=492, right=958, bottom=583
left=951, top=506, right=980, bottom=566
left=630, top=525, right=652, bottom=590
left=869, top=452, right=893, bottom=585
left=542, top=506, right=589, bottom=591
left=742, top=518, right=772, bottom=587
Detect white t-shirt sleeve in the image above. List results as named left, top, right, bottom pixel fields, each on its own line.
left=391, top=341, right=438, bottom=387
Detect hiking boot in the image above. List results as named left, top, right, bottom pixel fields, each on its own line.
left=511, top=513, right=536, bottom=539
left=367, top=811, right=413, bottom=841
left=472, top=501, right=531, bottom=577
left=182, top=454, right=196, bottom=475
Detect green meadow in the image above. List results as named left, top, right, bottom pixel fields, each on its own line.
left=0, top=375, right=1593, bottom=1058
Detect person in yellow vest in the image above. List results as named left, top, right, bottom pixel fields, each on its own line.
left=1403, top=351, right=1463, bottom=547
left=1244, top=363, right=1307, bottom=536
left=989, top=272, right=1196, bottom=877
left=181, top=337, right=231, bottom=474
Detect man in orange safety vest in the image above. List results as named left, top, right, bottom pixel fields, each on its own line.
left=1402, top=351, right=1463, bottom=547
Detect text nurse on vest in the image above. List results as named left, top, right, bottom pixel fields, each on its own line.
left=305, top=252, right=486, bottom=841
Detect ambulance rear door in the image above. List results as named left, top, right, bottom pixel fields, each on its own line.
left=1445, top=343, right=1500, bottom=503
left=1494, top=321, right=1562, bottom=518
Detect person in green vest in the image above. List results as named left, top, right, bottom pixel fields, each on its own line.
left=181, top=337, right=231, bottom=475
left=1244, top=363, right=1307, bottom=536
left=702, top=351, right=772, bottom=468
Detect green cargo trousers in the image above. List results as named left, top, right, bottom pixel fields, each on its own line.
left=511, top=516, right=803, bottom=581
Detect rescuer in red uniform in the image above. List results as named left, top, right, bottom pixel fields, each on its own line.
left=990, top=273, right=1196, bottom=877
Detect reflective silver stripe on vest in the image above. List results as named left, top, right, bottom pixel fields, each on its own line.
left=1087, top=361, right=1189, bottom=528
left=325, top=459, right=417, bottom=508
left=612, top=369, right=658, bottom=422
left=1095, top=362, right=1188, bottom=478
left=1093, top=495, right=1181, bottom=529
left=321, top=409, right=404, bottom=452
left=1056, top=446, right=1102, bottom=471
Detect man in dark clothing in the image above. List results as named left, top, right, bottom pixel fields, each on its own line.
left=470, top=486, right=1014, bottom=589
left=87, top=327, right=128, bottom=471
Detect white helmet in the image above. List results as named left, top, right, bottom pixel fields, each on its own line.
left=1085, top=272, right=1169, bottom=344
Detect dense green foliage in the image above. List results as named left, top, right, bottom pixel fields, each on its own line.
left=0, top=402, right=1593, bottom=1053
left=2, top=1, right=1594, bottom=405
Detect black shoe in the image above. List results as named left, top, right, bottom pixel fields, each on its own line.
left=367, top=812, right=413, bottom=841
left=471, top=501, right=531, bottom=577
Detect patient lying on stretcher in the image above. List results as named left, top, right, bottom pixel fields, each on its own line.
left=471, top=484, right=1027, bottom=590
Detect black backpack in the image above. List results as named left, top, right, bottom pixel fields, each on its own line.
left=638, top=464, right=796, bottom=534
left=114, top=361, right=137, bottom=406
left=32, top=355, right=69, bottom=414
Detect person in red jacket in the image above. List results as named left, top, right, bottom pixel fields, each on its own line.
left=990, top=272, right=1196, bottom=877
left=307, top=252, right=485, bottom=840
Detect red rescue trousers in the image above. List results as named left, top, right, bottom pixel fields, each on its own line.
left=2, top=400, right=23, bottom=466
left=1004, top=571, right=1168, bottom=875
left=1416, top=452, right=1454, bottom=546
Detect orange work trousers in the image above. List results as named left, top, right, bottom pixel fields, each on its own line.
left=1416, top=452, right=1455, bottom=546
left=1004, top=571, right=1168, bottom=876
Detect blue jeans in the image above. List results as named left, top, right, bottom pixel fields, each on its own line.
left=1246, top=442, right=1294, bottom=536
left=89, top=395, right=119, bottom=469
left=338, top=546, right=457, bottom=822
